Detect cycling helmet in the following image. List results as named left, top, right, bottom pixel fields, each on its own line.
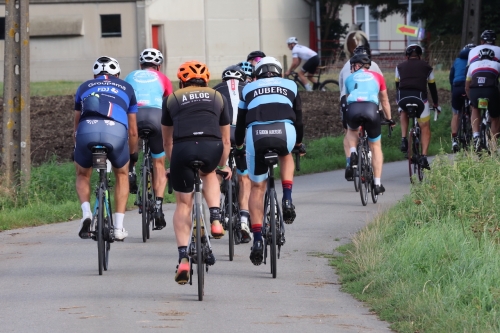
left=247, top=50, right=266, bottom=61
left=139, top=48, right=164, bottom=66
left=222, top=65, right=245, bottom=82
left=254, top=57, right=282, bottom=79
left=479, top=48, right=495, bottom=60
left=177, top=60, right=210, bottom=83
left=405, top=44, right=423, bottom=57
left=353, top=45, right=372, bottom=57
left=481, top=30, right=496, bottom=44
left=237, top=61, right=254, bottom=77
left=349, top=54, right=371, bottom=67
left=93, top=56, right=121, bottom=75
left=463, top=43, right=476, bottom=50
left=287, top=37, right=298, bottom=45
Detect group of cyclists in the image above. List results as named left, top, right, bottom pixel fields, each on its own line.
left=72, top=28, right=500, bottom=285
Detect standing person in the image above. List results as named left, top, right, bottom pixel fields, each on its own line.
left=396, top=44, right=440, bottom=169
left=449, top=44, right=475, bottom=152
left=345, top=54, right=394, bottom=194
left=235, top=57, right=305, bottom=265
left=246, top=51, right=266, bottom=67
left=74, top=56, right=138, bottom=241
left=161, top=61, right=232, bottom=284
left=125, top=48, right=173, bottom=229
left=339, top=46, right=383, bottom=180
left=283, top=37, right=320, bottom=91
left=213, top=65, right=252, bottom=243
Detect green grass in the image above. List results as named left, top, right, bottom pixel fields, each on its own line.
left=331, top=152, right=500, bottom=332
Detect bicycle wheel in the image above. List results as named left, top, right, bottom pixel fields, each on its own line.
left=464, top=111, right=472, bottom=150
left=358, top=147, right=368, bottom=206
left=227, top=177, right=234, bottom=261
left=195, top=197, right=204, bottom=301
left=141, top=164, right=149, bottom=243
left=269, top=188, right=277, bottom=279
left=415, top=132, right=424, bottom=181
left=407, top=130, right=419, bottom=182
left=319, top=79, right=339, bottom=92
left=103, top=189, right=112, bottom=271
left=480, top=116, right=491, bottom=153
left=275, top=190, right=284, bottom=259
left=368, top=150, right=378, bottom=204
left=353, top=145, right=360, bottom=192
left=97, top=186, right=105, bottom=275
left=232, top=175, right=242, bottom=245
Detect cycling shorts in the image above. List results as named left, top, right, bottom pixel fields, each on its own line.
left=346, top=102, right=381, bottom=141
left=469, top=87, right=500, bottom=118
left=170, top=140, right=223, bottom=193
left=397, top=90, right=430, bottom=121
left=302, top=55, right=320, bottom=74
left=340, top=95, right=348, bottom=129
left=75, top=118, right=129, bottom=169
left=137, top=107, right=165, bottom=158
left=230, top=126, right=248, bottom=175
left=246, top=121, right=296, bottom=183
left=451, top=84, right=466, bottom=114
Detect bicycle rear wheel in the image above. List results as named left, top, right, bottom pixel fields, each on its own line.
left=141, top=164, right=149, bottom=243
left=97, top=187, right=105, bottom=275
left=227, top=177, right=234, bottom=261
left=319, top=80, right=339, bottom=92
left=103, top=191, right=112, bottom=271
left=358, top=147, right=368, bottom=206
left=195, top=197, right=204, bottom=301
left=269, top=188, right=277, bottom=279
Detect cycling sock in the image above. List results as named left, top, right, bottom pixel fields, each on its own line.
left=209, top=207, right=221, bottom=223
left=115, top=213, right=125, bottom=229
left=282, top=180, right=293, bottom=201
left=346, top=157, right=350, bottom=167
left=304, top=83, right=312, bottom=91
left=473, top=132, right=480, bottom=138
left=374, top=178, right=381, bottom=186
left=350, top=147, right=356, bottom=154
left=252, top=224, right=262, bottom=242
left=81, top=202, right=91, bottom=217
left=452, top=133, right=457, bottom=138
left=155, top=197, right=163, bottom=210
left=240, top=210, right=250, bottom=224
left=178, top=246, right=188, bottom=262
left=129, top=164, right=135, bottom=174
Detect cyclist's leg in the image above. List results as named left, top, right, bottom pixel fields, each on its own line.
left=302, top=55, right=319, bottom=85
left=345, top=103, right=364, bottom=167
left=487, top=89, right=500, bottom=137
left=451, top=86, right=464, bottom=149
left=417, top=101, right=431, bottom=156
left=469, top=88, right=482, bottom=139
left=238, top=173, right=252, bottom=241
left=364, top=103, right=384, bottom=192
left=340, top=96, right=352, bottom=171
left=149, top=123, right=167, bottom=226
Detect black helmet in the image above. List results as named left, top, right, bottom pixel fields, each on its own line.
left=481, top=30, right=496, bottom=44
left=221, top=65, right=246, bottom=82
left=463, top=43, right=476, bottom=50
left=479, top=48, right=495, bottom=60
left=247, top=50, right=266, bottom=61
left=405, top=44, right=423, bottom=57
left=350, top=54, right=371, bottom=66
left=353, top=45, right=371, bottom=57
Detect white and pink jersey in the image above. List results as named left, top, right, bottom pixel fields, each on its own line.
left=466, top=59, right=500, bottom=88
left=467, top=44, right=500, bottom=65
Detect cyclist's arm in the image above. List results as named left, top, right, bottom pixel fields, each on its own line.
left=465, top=67, right=472, bottom=98
left=427, top=70, right=439, bottom=106
left=161, top=96, right=174, bottom=161
left=218, top=93, right=231, bottom=165
left=379, top=89, right=392, bottom=120
left=394, top=67, right=400, bottom=91
left=285, top=57, right=301, bottom=75
left=449, top=65, right=455, bottom=88
left=127, top=113, right=138, bottom=155
left=293, top=94, right=304, bottom=145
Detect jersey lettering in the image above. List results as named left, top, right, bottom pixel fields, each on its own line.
left=478, top=77, right=486, bottom=84
left=253, top=86, right=288, bottom=97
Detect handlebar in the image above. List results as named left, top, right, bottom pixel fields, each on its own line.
left=380, top=119, right=395, bottom=137
left=291, top=145, right=305, bottom=172
left=215, top=169, right=229, bottom=179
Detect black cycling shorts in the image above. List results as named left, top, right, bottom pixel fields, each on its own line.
left=451, top=84, right=466, bottom=113
left=469, top=87, right=500, bottom=118
left=346, top=102, right=381, bottom=140
left=170, top=140, right=223, bottom=193
left=302, top=55, right=320, bottom=74
left=137, top=107, right=164, bottom=158
left=340, top=95, right=348, bottom=129
left=75, top=118, right=129, bottom=169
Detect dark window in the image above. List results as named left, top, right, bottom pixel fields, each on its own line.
left=100, top=14, right=121, bottom=38
left=0, top=17, right=5, bottom=40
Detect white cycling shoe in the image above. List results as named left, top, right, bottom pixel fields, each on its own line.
left=114, top=228, right=129, bottom=241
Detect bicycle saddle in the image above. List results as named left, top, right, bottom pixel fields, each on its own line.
left=264, top=152, right=279, bottom=166
left=189, top=160, right=205, bottom=169
left=398, top=96, right=425, bottom=118
left=138, top=128, right=153, bottom=139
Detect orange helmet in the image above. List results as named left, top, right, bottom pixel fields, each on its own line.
left=177, top=61, right=210, bottom=83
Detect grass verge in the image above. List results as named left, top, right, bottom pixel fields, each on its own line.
left=331, top=152, right=500, bottom=332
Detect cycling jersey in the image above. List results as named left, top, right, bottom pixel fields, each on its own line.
left=450, top=48, right=470, bottom=86
left=161, top=86, right=230, bottom=143
left=213, top=79, right=246, bottom=125
left=74, top=75, right=138, bottom=129
left=339, top=61, right=382, bottom=98
left=395, top=58, right=438, bottom=105
left=467, top=45, right=500, bottom=65
left=291, top=44, right=317, bottom=61
left=345, top=69, right=387, bottom=105
left=466, top=59, right=500, bottom=88
left=125, top=68, right=173, bottom=109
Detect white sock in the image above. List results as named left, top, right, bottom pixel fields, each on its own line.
left=305, top=83, right=312, bottom=91
left=473, top=132, right=480, bottom=138
left=115, top=213, right=125, bottom=229
left=350, top=147, right=357, bottom=153
left=374, top=178, right=381, bottom=186
left=81, top=202, right=91, bottom=218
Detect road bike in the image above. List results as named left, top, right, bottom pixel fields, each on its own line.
left=478, top=97, right=491, bottom=153
left=456, top=95, right=472, bottom=152
left=262, top=149, right=301, bottom=279
left=90, top=146, right=114, bottom=275
left=217, top=147, right=240, bottom=261
left=287, top=67, right=338, bottom=91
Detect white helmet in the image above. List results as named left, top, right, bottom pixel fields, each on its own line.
left=139, top=48, right=164, bottom=66
left=93, top=56, right=121, bottom=75
left=287, top=37, right=298, bottom=44
left=254, top=57, right=283, bottom=79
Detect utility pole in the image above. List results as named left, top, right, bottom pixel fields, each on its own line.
left=461, top=0, right=482, bottom=46
left=2, top=1, right=30, bottom=187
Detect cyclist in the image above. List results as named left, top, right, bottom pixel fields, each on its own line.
left=468, top=30, right=500, bottom=65
left=74, top=56, right=138, bottom=241
left=396, top=44, right=440, bottom=169
left=340, top=45, right=383, bottom=180
left=465, top=48, right=500, bottom=149
left=237, top=61, right=255, bottom=83
left=345, top=54, right=394, bottom=194
left=247, top=50, right=266, bottom=67
left=283, top=37, right=320, bottom=91
left=161, top=60, right=232, bottom=284
left=125, top=48, right=173, bottom=229
left=235, top=56, right=305, bottom=266
left=213, top=65, right=252, bottom=243
left=449, top=43, right=475, bottom=152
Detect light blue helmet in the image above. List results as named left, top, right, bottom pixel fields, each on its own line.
left=237, top=61, right=254, bottom=78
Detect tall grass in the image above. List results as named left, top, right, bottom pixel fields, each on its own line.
left=332, top=152, right=500, bottom=332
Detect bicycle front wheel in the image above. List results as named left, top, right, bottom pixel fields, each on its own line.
left=319, top=80, right=339, bottom=92
left=195, top=199, right=204, bottom=301
left=97, top=187, right=105, bottom=275
left=141, top=165, right=149, bottom=243
left=269, top=188, right=277, bottom=279
left=358, top=147, right=368, bottom=206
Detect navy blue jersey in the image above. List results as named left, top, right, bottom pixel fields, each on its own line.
left=74, top=75, right=138, bottom=128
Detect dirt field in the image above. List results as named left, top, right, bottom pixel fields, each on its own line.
left=0, top=89, right=450, bottom=166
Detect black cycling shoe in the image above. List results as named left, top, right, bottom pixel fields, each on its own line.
left=452, top=137, right=460, bottom=153
left=129, top=172, right=138, bottom=194
left=374, top=184, right=386, bottom=195
left=250, top=240, right=264, bottom=266
left=153, top=210, right=166, bottom=230
left=400, top=137, right=408, bottom=153
left=419, top=155, right=430, bottom=170
left=78, top=217, right=92, bottom=239
left=349, top=152, right=358, bottom=168
left=345, top=166, right=353, bottom=181
left=282, top=199, right=296, bottom=224
left=205, top=252, right=216, bottom=266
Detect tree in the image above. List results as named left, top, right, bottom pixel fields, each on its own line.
left=317, top=0, right=349, bottom=61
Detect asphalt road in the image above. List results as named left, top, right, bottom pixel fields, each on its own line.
left=0, top=160, right=412, bottom=332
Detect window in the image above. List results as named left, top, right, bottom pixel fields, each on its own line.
left=355, top=6, right=379, bottom=50
left=0, top=17, right=5, bottom=40
left=100, top=14, right=121, bottom=38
